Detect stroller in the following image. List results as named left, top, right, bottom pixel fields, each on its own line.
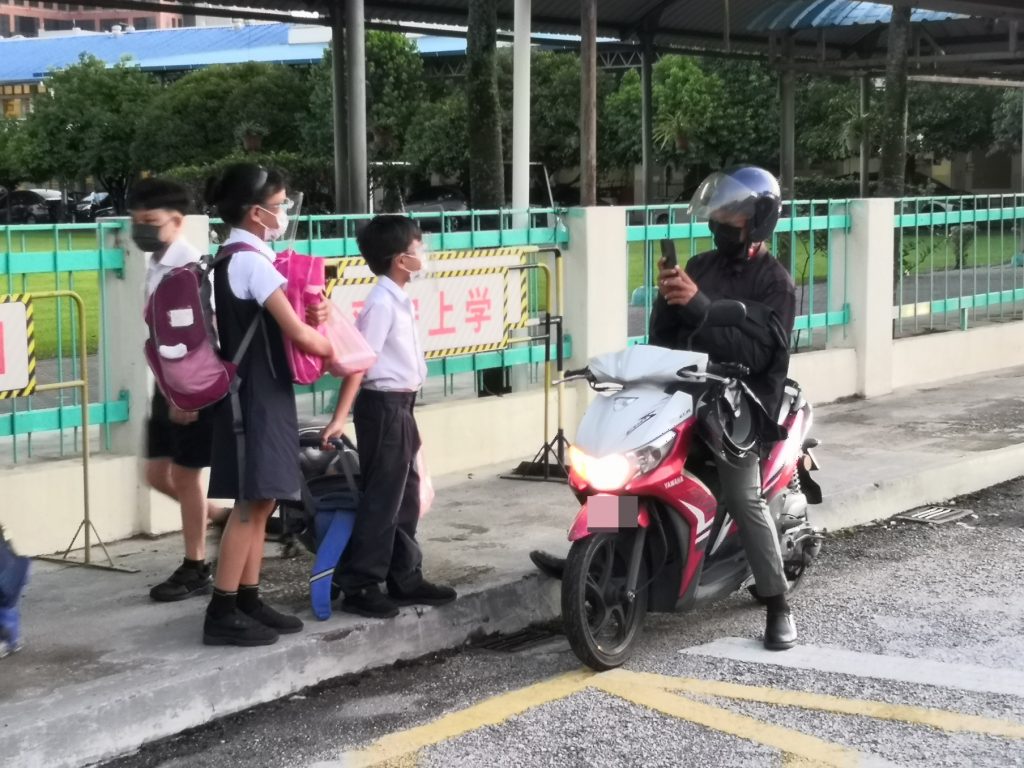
left=271, top=425, right=361, bottom=620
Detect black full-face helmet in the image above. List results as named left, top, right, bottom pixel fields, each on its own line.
left=688, top=166, right=783, bottom=243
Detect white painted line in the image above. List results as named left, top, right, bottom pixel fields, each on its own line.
left=681, top=637, right=1024, bottom=699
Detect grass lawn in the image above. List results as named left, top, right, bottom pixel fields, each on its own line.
left=627, top=231, right=1024, bottom=296
left=2, top=228, right=106, bottom=359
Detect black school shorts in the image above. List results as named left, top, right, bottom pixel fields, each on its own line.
left=145, top=388, right=215, bottom=469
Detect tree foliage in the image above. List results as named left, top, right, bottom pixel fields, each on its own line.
left=988, top=89, right=1023, bottom=156
left=907, top=83, right=998, bottom=161
left=303, top=32, right=425, bottom=163
left=466, top=0, right=505, bottom=208
left=24, top=54, right=157, bottom=208
left=133, top=62, right=311, bottom=172
left=0, top=119, right=28, bottom=191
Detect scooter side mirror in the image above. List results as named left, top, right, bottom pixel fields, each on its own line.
left=704, top=300, right=747, bottom=328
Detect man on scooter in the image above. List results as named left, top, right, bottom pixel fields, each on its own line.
left=530, top=165, right=798, bottom=650
left=650, top=165, right=797, bottom=649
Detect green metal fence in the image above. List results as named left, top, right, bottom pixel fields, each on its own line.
left=624, top=200, right=852, bottom=351
left=0, top=210, right=570, bottom=461
left=893, top=195, right=1024, bottom=337
left=0, top=221, right=128, bottom=463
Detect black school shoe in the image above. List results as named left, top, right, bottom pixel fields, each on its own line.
left=150, top=561, right=213, bottom=603
left=764, top=610, right=798, bottom=651
left=388, top=579, right=457, bottom=607
left=241, top=600, right=304, bottom=634
left=203, top=609, right=279, bottom=647
left=341, top=585, right=400, bottom=619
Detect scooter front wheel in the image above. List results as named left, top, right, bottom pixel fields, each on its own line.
left=561, top=532, right=648, bottom=671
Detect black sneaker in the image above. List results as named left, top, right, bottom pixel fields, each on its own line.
left=150, top=562, right=212, bottom=603
left=203, top=608, right=279, bottom=647
left=388, top=579, right=457, bottom=607
left=241, top=600, right=304, bottom=634
left=341, top=585, right=400, bottom=619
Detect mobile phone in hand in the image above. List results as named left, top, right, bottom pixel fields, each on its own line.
left=660, top=239, right=678, bottom=269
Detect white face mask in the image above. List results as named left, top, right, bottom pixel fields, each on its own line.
left=259, top=207, right=289, bottom=242
left=400, top=248, right=430, bottom=281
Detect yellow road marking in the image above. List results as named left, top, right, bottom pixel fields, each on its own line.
left=340, top=665, right=1024, bottom=767
left=619, top=671, right=1024, bottom=740
left=342, top=670, right=594, bottom=767
left=595, top=673, right=861, bottom=768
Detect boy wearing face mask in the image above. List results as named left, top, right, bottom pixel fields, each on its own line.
left=129, top=178, right=223, bottom=603
left=321, top=215, right=456, bottom=619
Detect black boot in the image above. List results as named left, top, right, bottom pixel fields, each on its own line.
left=529, top=550, right=566, bottom=580
left=764, top=610, right=798, bottom=651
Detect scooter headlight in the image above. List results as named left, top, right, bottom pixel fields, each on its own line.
left=568, top=446, right=635, bottom=492
left=630, top=430, right=677, bottom=475
left=568, top=430, right=676, bottom=492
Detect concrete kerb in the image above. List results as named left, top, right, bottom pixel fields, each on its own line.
left=4, top=575, right=560, bottom=768
left=815, top=441, right=1024, bottom=532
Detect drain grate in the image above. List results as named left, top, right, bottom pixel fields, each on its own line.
left=895, top=506, right=974, bottom=525
left=475, top=628, right=562, bottom=653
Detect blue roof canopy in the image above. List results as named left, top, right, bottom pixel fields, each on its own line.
left=750, top=0, right=967, bottom=30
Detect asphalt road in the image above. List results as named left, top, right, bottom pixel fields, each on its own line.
left=102, top=477, right=1024, bottom=768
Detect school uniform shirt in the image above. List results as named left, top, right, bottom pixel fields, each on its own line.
left=357, top=276, right=427, bottom=392
left=144, top=237, right=203, bottom=299
left=221, top=228, right=286, bottom=305
left=207, top=228, right=298, bottom=503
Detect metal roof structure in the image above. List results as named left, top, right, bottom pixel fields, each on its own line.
left=0, top=23, right=329, bottom=84
left=52, top=1, right=1024, bottom=77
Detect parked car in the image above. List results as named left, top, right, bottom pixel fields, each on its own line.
left=74, top=191, right=114, bottom=222
left=404, top=185, right=469, bottom=232
left=1, top=189, right=58, bottom=224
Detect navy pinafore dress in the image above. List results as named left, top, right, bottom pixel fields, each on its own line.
left=208, top=248, right=301, bottom=503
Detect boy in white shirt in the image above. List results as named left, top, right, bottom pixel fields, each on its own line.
left=129, top=179, right=226, bottom=602
left=322, top=216, right=456, bottom=619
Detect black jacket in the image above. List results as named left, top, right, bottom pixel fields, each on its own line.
left=649, top=248, right=796, bottom=426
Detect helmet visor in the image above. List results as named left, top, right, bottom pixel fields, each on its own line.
left=687, top=172, right=759, bottom=225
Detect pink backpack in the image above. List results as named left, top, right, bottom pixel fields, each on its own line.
left=274, top=248, right=377, bottom=384
left=143, top=242, right=261, bottom=412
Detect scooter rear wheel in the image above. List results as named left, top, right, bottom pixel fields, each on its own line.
left=562, top=532, right=648, bottom=671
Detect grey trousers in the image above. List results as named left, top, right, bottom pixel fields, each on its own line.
left=715, top=451, right=789, bottom=597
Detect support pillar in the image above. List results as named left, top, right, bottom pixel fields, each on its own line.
left=580, top=0, right=597, bottom=206
left=846, top=198, right=895, bottom=398
left=330, top=7, right=348, bottom=213
left=860, top=75, right=872, bottom=198
left=512, top=0, right=532, bottom=226
left=640, top=34, right=655, bottom=205
left=779, top=45, right=796, bottom=198
left=346, top=0, right=367, bottom=213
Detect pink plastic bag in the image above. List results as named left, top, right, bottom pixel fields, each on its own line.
left=323, top=307, right=378, bottom=379
left=417, top=449, right=435, bottom=517
left=274, top=249, right=376, bottom=383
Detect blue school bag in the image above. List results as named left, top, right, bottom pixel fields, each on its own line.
left=287, top=429, right=360, bottom=620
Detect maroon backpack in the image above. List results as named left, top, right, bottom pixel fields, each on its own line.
left=143, top=242, right=261, bottom=412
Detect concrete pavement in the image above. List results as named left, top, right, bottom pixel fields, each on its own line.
left=3, top=365, right=1024, bottom=768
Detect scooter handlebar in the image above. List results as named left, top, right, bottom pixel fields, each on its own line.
left=706, top=362, right=750, bottom=378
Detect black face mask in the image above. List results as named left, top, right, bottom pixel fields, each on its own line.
left=131, top=223, right=167, bottom=254
left=709, top=220, right=747, bottom=260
